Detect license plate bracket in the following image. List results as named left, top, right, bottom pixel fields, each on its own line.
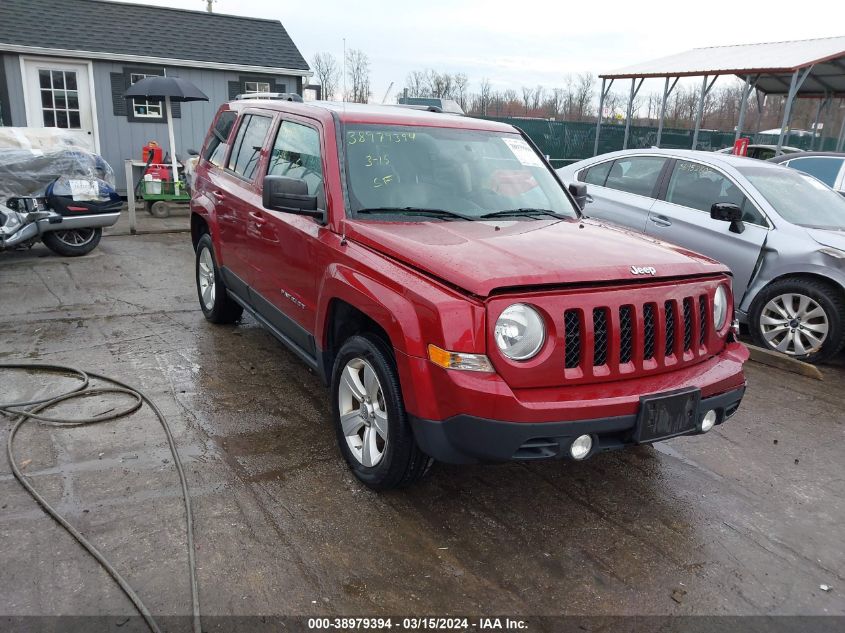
left=633, top=388, right=701, bottom=444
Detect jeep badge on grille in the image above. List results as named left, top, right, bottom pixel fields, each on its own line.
left=631, top=266, right=657, bottom=276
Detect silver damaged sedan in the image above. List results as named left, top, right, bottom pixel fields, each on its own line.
left=558, top=149, right=845, bottom=363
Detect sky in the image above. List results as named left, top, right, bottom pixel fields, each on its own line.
left=127, top=0, right=843, bottom=103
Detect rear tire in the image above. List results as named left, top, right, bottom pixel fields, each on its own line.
left=749, top=277, right=844, bottom=364
left=195, top=233, right=243, bottom=324
left=330, top=334, right=433, bottom=490
left=42, top=228, right=101, bottom=257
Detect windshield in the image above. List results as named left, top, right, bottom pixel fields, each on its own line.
left=738, top=166, right=845, bottom=230
left=342, top=124, right=578, bottom=220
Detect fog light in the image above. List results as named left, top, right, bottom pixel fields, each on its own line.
left=570, top=434, right=592, bottom=460
left=700, top=410, right=717, bottom=433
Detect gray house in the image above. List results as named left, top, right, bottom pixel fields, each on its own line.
left=0, top=0, right=311, bottom=192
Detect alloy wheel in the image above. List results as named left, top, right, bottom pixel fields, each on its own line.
left=53, top=228, right=96, bottom=247
left=760, top=293, right=829, bottom=356
left=337, top=357, right=388, bottom=467
left=198, top=247, right=216, bottom=311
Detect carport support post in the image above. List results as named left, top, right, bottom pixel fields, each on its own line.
left=656, top=76, right=676, bottom=148
left=776, top=66, right=813, bottom=155
left=809, top=94, right=830, bottom=151
left=165, top=95, right=180, bottom=192
left=594, top=77, right=606, bottom=156
left=837, top=102, right=845, bottom=152
left=735, top=75, right=755, bottom=143
left=692, top=75, right=708, bottom=150
left=622, top=78, right=644, bottom=150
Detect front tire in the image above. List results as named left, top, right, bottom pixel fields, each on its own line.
left=195, top=233, right=243, bottom=324
left=42, top=228, right=101, bottom=257
left=330, top=334, right=432, bottom=490
left=749, top=278, right=844, bottom=364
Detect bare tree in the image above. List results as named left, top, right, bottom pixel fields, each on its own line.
left=346, top=48, right=371, bottom=103
left=531, top=85, right=544, bottom=112
left=521, top=86, right=533, bottom=115
left=478, top=78, right=492, bottom=116
left=546, top=87, right=565, bottom=118
left=454, top=73, right=469, bottom=110
left=573, top=73, right=595, bottom=120
left=404, top=71, right=427, bottom=98
left=312, top=52, right=339, bottom=101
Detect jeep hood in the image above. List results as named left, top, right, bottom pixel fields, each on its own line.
left=344, top=218, right=728, bottom=297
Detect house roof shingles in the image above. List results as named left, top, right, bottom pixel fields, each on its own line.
left=0, top=0, right=309, bottom=73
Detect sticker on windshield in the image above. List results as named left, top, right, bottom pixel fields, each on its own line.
left=502, top=138, right=543, bottom=167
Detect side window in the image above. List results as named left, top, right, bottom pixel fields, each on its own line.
left=666, top=160, right=766, bottom=227
left=604, top=156, right=666, bottom=197
left=203, top=110, right=237, bottom=167
left=581, top=160, right=613, bottom=186
left=227, top=114, right=272, bottom=180
left=786, top=157, right=843, bottom=188
left=267, top=120, right=325, bottom=208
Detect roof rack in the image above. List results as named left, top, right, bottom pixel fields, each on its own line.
left=390, top=104, right=444, bottom=113
left=234, top=92, right=303, bottom=102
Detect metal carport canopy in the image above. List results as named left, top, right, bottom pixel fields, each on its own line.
left=592, top=36, right=845, bottom=155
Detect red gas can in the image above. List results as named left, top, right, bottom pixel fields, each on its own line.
left=142, top=141, right=163, bottom=164
left=144, top=164, right=172, bottom=181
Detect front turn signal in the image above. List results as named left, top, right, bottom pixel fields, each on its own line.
left=427, top=344, right=494, bottom=372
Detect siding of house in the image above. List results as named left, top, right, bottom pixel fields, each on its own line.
left=0, top=57, right=298, bottom=192
left=93, top=61, right=301, bottom=193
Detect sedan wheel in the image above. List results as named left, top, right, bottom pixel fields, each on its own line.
left=760, top=293, right=829, bottom=356
left=337, top=357, right=388, bottom=468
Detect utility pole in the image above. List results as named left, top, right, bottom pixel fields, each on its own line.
left=342, top=38, right=347, bottom=103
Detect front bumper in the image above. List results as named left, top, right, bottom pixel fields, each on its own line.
left=410, top=386, right=746, bottom=464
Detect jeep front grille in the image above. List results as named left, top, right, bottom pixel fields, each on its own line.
left=592, top=308, right=609, bottom=366
left=619, top=305, right=633, bottom=364
left=564, top=309, right=581, bottom=369
left=563, top=293, right=711, bottom=371
left=488, top=280, right=723, bottom=390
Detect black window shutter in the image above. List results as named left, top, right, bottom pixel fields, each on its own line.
left=228, top=80, right=240, bottom=100
left=110, top=73, right=127, bottom=116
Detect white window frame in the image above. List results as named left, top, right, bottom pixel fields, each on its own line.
left=244, top=81, right=271, bottom=94
left=130, top=71, right=165, bottom=118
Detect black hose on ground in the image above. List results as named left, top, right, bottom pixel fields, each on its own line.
left=0, top=363, right=201, bottom=633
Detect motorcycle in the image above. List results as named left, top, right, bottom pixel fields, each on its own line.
left=0, top=146, right=121, bottom=257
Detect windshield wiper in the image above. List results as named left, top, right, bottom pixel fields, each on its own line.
left=355, top=207, right=474, bottom=221
left=479, top=208, right=569, bottom=220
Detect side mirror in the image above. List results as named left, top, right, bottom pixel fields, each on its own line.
left=710, top=202, right=745, bottom=234
left=568, top=182, right=590, bottom=210
left=263, top=175, right=324, bottom=221
left=186, top=148, right=199, bottom=156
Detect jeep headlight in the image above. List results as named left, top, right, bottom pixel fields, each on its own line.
left=494, top=303, right=545, bottom=360
left=713, top=285, right=729, bottom=332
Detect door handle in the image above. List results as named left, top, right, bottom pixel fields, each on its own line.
left=650, top=215, right=672, bottom=227
left=248, top=211, right=265, bottom=222
left=210, top=190, right=225, bottom=202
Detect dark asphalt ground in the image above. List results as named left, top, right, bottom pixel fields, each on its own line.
left=1, top=233, right=843, bottom=624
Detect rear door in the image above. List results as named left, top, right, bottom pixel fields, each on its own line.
left=578, top=155, right=667, bottom=233
left=646, top=159, right=768, bottom=300
left=210, top=110, right=274, bottom=297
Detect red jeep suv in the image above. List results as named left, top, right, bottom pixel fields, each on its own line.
left=191, top=98, right=749, bottom=489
